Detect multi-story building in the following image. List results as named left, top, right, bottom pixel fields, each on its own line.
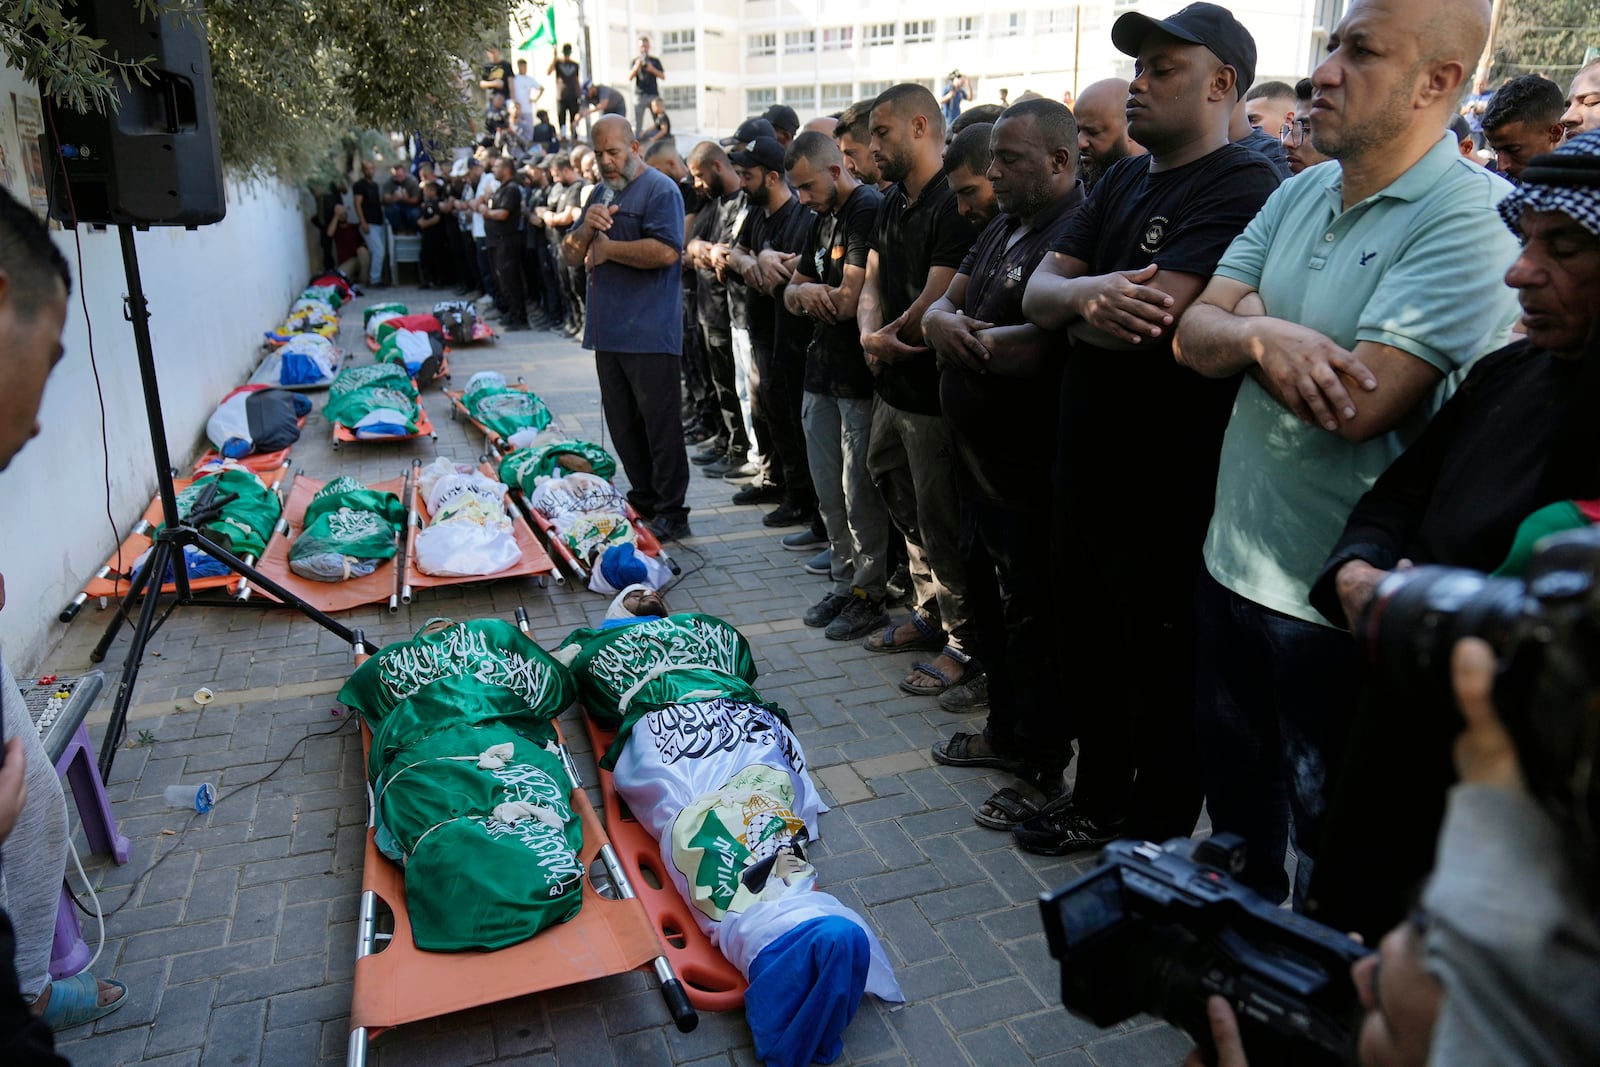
left=536, top=0, right=1346, bottom=139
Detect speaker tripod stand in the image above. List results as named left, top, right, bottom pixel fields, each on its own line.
left=91, top=224, right=357, bottom=781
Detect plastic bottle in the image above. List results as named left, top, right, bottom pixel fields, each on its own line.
left=164, top=783, right=217, bottom=812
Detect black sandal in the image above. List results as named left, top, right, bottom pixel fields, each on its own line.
left=974, top=781, right=1058, bottom=830
left=931, top=731, right=1022, bottom=772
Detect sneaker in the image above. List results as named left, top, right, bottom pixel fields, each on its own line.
left=701, top=454, right=736, bottom=476
left=731, top=482, right=784, bottom=506
left=720, top=460, right=761, bottom=483
left=693, top=448, right=726, bottom=468
left=825, top=595, right=887, bottom=641
left=645, top=514, right=692, bottom=542
left=804, top=549, right=832, bottom=576
left=781, top=528, right=827, bottom=551
left=1011, top=804, right=1122, bottom=856
left=685, top=424, right=717, bottom=447
left=762, top=503, right=810, bottom=528
left=938, top=671, right=990, bottom=713
left=803, top=592, right=850, bottom=628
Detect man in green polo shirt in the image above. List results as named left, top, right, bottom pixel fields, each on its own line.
left=1171, top=0, right=1519, bottom=907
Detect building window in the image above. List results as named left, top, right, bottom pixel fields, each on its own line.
left=1080, top=5, right=1102, bottom=32
left=661, top=29, right=695, bottom=53
left=864, top=22, right=895, bottom=47
left=1036, top=9, right=1071, bottom=34
left=903, top=19, right=934, bottom=44
left=661, top=85, right=696, bottom=112
left=820, top=82, right=853, bottom=109
left=991, top=12, right=1024, bottom=37
left=784, top=29, right=815, bottom=54
left=748, top=32, right=776, bottom=57
left=822, top=26, right=853, bottom=51
left=746, top=87, right=777, bottom=113
left=859, top=80, right=891, bottom=98
left=946, top=16, right=978, bottom=41
left=783, top=84, right=817, bottom=111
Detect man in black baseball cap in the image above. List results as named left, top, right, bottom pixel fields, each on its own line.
left=764, top=104, right=801, bottom=147
left=726, top=134, right=820, bottom=531
left=1111, top=1, right=1256, bottom=99
left=728, top=135, right=787, bottom=174
left=723, top=116, right=777, bottom=149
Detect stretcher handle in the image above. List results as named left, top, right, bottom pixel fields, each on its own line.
left=659, top=972, right=697, bottom=1033
left=399, top=458, right=422, bottom=605
left=61, top=519, right=154, bottom=621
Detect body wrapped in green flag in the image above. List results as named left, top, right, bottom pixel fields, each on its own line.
left=499, top=439, right=617, bottom=487
left=289, top=476, right=407, bottom=581
left=169, top=467, right=281, bottom=558
left=324, top=363, right=422, bottom=437
left=339, top=619, right=583, bottom=951
left=462, top=371, right=553, bottom=440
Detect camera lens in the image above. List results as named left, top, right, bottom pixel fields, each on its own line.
left=1360, top=566, right=1528, bottom=699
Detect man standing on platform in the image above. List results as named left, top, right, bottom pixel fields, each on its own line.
left=562, top=116, right=691, bottom=541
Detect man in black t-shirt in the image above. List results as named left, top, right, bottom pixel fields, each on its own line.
left=686, top=142, right=755, bottom=474
left=480, top=46, right=512, bottom=105
left=628, top=37, right=665, bottom=137
left=728, top=136, right=818, bottom=528
left=1018, top=2, right=1280, bottom=855
left=923, top=99, right=1088, bottom=831
left=581, top=84, right=628, bottom=125
left=550, top=45, right=583, bottom=139
left=858, top=83, right=981, bottom=698
left=351, top=159, right=387, bottom=287
left=484, top=158, right=531, bottom=330
left=642, top=99, right=672, bottom=146
left=531, top=110, right=559, bottom=154
left=783, top=132, right=890, bottom=641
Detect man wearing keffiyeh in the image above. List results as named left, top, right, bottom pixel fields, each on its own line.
left=1305, top=128, right=1600, bottom=943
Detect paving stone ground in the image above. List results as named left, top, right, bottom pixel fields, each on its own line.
left=35, top=281, right=1197, bottom=1066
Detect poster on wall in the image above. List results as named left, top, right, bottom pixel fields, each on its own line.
left=10, top=91, right=49, bottom=219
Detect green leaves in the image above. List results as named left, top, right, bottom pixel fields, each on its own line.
left=4, top=0, right=532, bottom=180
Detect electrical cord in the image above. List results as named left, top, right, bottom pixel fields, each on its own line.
left=87, top=712, right=358, bottom=921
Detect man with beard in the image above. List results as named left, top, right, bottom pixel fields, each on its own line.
left=563, top=115, right=691, bottom=541
left=1173, top=0, right=1519, bottom=906
left=835, top=101, right=886, bottom=190
left=727, top=136, right=819, bottom=531
left=686, top=142, right=755, bottom=478
left=858, top=83, right=981, bottom=698
left=1562, top=59, right=1600, bottom=139
left=942, top=122, right=1000, bottom=230
left=1072, top=79, right=1144, bottom=189
left=783, top=132, right=889, bottom=640
left=1020, top=2, right=1280, bottom=855
left=922, top=99, right=1088, bottom=829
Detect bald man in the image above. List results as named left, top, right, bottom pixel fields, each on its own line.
left=563, top=115, right=692, bottom=540
left=1072, top=79, right=1144, bottom=188
left=1174, top=0, right=1521, bottom=910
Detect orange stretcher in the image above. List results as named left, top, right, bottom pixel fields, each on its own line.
left=443, top=383, right=540, bottom=456
left=581, top=710, right=749, bottom=1013
left=330, top=402, right=438, bottom=448
left=59, top=469, right=286, bottom=622
left=250, top=469, right=552, bottom=614
left=191, top=415, right=308, bottom=476
left=346, top=613, right=698, bottom=1065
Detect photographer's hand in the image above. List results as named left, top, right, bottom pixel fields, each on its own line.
left=1180, top=997, right=1248, bottom=1067
left=1451, top=637, right=1526, bottom=791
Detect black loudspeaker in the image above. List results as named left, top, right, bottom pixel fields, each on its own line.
left=41, top=1, right=225, bottom=227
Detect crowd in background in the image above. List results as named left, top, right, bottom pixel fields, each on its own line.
left=284, top=3, right=1600, bottom=1059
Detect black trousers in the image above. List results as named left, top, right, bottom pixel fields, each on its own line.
left=489, top=235, right=527, bottom=324
left=1054, top=492, right=1206, bottom=841
left=595, top=351, right=690, bottom=522
left=961, top=497, right=1073, bottom=778
left=751, top=337, right=814, bottom=511
left=420, top=230, right=451, bottom=285
left=701, top=327, right=748, bottom=456
left=448, top=224, right=478, bottom=291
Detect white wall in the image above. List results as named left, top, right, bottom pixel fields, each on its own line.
left=0, top=67, right=312, bottom=670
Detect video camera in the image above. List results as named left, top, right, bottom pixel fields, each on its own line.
left=1040, top=834, right=1368, bottom=1066
left=1358, top=526, right=1600, bottom=851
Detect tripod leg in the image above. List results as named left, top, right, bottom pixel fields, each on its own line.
left=89, top=547, right=160, bottom=664
left=99, top=539, right=173, bottom=780
left=189, top=531, right=356, bottom=644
